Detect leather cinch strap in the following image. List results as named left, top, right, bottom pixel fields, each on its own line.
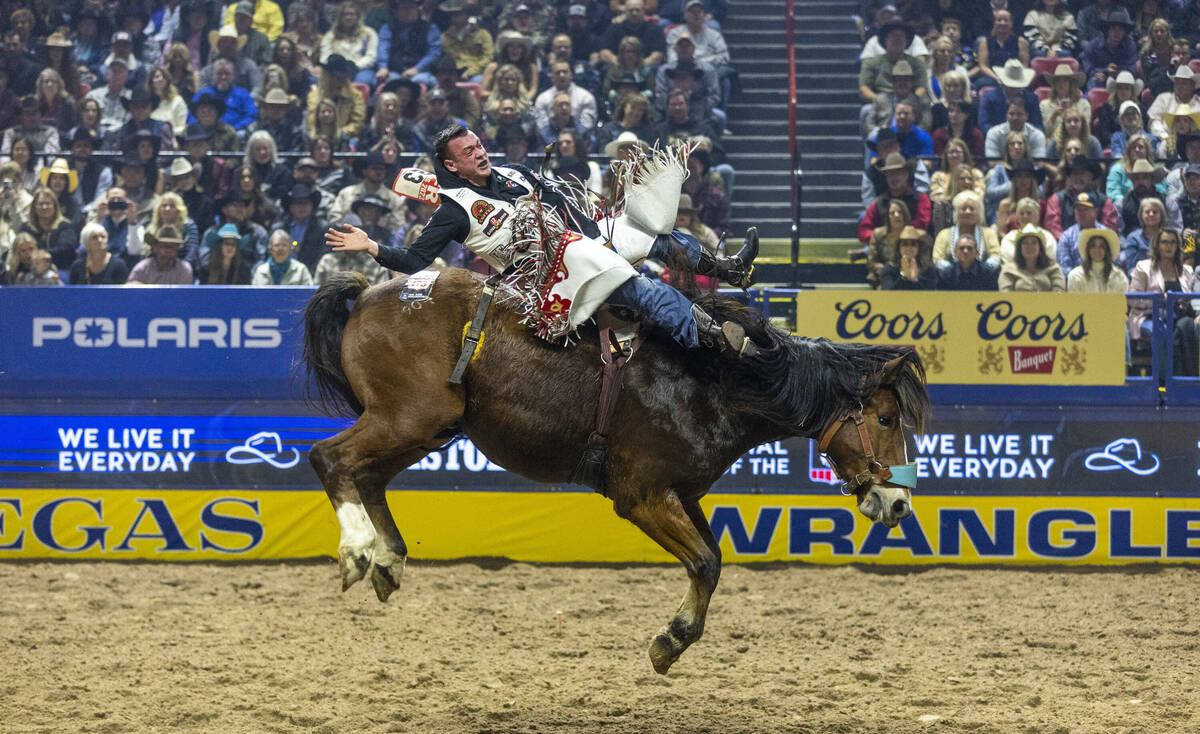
left=449, top=274, right=500, bottom=385
left=569, top=328, right=641, bottom=496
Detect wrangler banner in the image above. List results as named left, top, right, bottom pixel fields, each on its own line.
left=796, top=291, right=1127, bottom=385
left=1, top=490, right=1198, bottom=565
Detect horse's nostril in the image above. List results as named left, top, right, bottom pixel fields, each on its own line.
left=892, top=499, right=909, bottom=516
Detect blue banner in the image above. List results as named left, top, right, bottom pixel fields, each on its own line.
left=0, top=286, right=313, bottom=400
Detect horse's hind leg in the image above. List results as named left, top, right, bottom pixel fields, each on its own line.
left=615, top=491, right=722, bottom=675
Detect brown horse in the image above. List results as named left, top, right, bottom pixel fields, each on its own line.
left=302, top=267, right=929, bottom=674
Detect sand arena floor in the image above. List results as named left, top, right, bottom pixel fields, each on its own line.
left=2, top=561, right=1197, bottom=733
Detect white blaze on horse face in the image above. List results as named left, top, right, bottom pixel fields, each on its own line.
left=336, top=502, right=376, bottom=559
left=858, top=483, right=912, bottom=528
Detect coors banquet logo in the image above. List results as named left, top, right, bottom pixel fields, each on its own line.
left=1008, top=346, right=1056, bottom=374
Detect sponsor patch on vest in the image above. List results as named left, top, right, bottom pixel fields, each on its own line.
left=483, top=209, right=510, bottom=236
left=471, top=199, right=495, bottom=224
left=400, top=269, right=441, bottom=302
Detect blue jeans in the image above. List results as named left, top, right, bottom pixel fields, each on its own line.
left=606, top=274, right=699, bottom=348
left=648, top=230, right=703, bottom=264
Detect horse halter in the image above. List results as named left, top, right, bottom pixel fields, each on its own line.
left=816, top=409, right=918, bottom=496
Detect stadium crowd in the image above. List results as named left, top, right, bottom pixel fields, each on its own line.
left=857, top=0, right=1200, bottom=374
left=0, top=0, right=736, bottom=287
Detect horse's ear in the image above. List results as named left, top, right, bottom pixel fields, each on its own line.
left=880, top=355, right=909, bottom=386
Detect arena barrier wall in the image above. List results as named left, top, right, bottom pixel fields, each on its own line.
left=2, top=288, right=1198, bottom=565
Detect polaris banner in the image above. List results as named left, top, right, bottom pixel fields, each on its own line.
left=0, top=286, right=313, bottom=400
left=1, top=407, right=1197, bottom=496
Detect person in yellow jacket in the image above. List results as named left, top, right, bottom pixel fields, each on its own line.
left=439, top=0, right=493, bottom=81
left=306, top=54, right=367, bottom=140
left=223, top=0, right=284, bottom=42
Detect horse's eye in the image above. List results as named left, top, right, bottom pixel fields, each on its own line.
left=878, top=415, right=894, bottom=428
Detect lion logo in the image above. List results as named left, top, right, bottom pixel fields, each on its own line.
left=978, top=344, right=1005, bottom=374
left=1059, top=344, right=1086, bottom=375
left=916, top=344, right=945, bottom=374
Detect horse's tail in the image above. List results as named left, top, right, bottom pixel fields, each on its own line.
left=302, top=271, right=368, bottom=418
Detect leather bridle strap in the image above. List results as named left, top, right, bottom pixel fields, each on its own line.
left=817, top=410, right=894, bottom=491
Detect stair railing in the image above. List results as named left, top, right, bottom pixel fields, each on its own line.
left=786, top=0, right=801, bottom=285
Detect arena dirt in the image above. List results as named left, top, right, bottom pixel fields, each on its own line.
left=2, top=561, right=1197, bottom=734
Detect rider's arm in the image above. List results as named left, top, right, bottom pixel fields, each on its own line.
left=373, top=204, right=470, bottom=272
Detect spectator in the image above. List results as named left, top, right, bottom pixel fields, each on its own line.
left=273, top=183, right=327, bottom=272
left=859, top=21, right=930, bottom=104
left=1178, top=164, right=1200, bottom=241
left=108, top=87, right=174, bottom=152
left=865, top=60, right=933, bottom=135
left=480, top=31, right=538, bottom=105
left=1120, top=162, right=1181, bottom=235
left=329, top=150, right=408, bottom=232
left=34, top=69, right=76, bottom=134
left=163, top=42, right=200, bottom=103
left=104, top=31, right=147, bottom=92
left=880, top=225, right=937, bottom=289
left=247, top=87, right=307, bottom=153
left=928, top=37, right=968, bottom=101
left=127, top=225, right=194, bottom=284
left=994, top=159, right=1046, bottom=236
left=288, top=156, right=334, bottom=220
left=932, top=138, right=986, bottom=201
left=42, top=32, right=82, bottom=101
left=181, top=123, right=231, bottom=200
left=498, top=2, right=555, bottom=52
left=1108, top=134, right=1164, bottom=208
left=416, top=88, right=470, bottom=150
left=1046, top=160, right=1120, bottom=239
left=550, top=128, right=601, bottom=194
left=200, top=191, right=268, bottom=265
left=252, top=228, right=314, bottom=285
left=985, top=99, right=1047, bottom=159
left=1120, top=197, right=1170, bottom=275
left=681, top=146, right=730, bottom=236
left=315, top=215, right=391, bottom=284
left=221, top=0, right=284, bottom=43
left=657, top=60, right=721, bottom=130
left=533, top=60, right=598, bottom=130
left=536, top=91, right=589, bottom=152
left=439, top=0, right=492, bottom=81
left=669, top=1, right=729, bottom=67
left=114, top=148, right=157, bottom=220
left=198, top=223, right=253, bottom=284
left=673, top=193, right=719, bottom=255
left=65, top=222, right=125, bottom=285
left=96, top=185, right=147, bottom=267
left=1068, top=227, right=1128, bottom=292
left=14, top=247, right=60, bottom=285
left=198, top=26, right=262, bottom=93
left=286, top=3, right=321, bottom=58
left=21, top=186, right=77, bottom=270
left=70, top=11, right=109, bottom=88
left=360, top=89, right=424, bottom=153
left=866, top=198, right=912, bottom=287
left=194, top=58, right=258, bottom=132
left=351, top=193, right=395, bottom=250
left=1107, top=99, right=1155, bottom=160
left=562, top=6, right=605, bottom=68
left=1080, top=8, right=1136, bottom=91
left=1039, top=63, right=1089, bottom=136
left=1000, top=225, right=1066, bottom=290
left=652, top=89, right=719, bottom=145
left=1000, top=196, right=1055, bottom=262
left=308, top=97, right=352, bottom=151
left=985, top=130, right=1035, bottom=223
left=147, top=66, right=189, bottom=137
left=1046, top=108, right=1102, bottom=160
left=375, top=0, right=442, bottom=88
left=320, top=2, right=379, bottom=85
left=4, top=136, right=41, bottom=193
left=86, top=58, right=133, bottom=135
left=860, top=6, right=930, bottom=62
left=229, top=164, right=278, bottom=231
left=600, top=0, right=665, bottom=67
left=1127, top=228, right=1199, bottom=375
left=1054, top=191, right=1113, bottom=273
left=974, top=10, right=1029, bottom=90
left=858, top=152, right=932, bottom=243
left=270, top=36, right=316, bottom=101
left=1023, top=0, right=1077, bottom=59
left=609, top=36, right=653, bottom=104
left=243, top=129, right=293, bottom=200
left=493, top=123, right=535, bottom=167
left=3, top=96, right=60, bottom=156
left=64, top=129, right=109, bottom=218
left=937, top=232, right=1001, bottom=289
left=1171, top=0, right=1200, bottom=51
left=309, top=135, right=353, bottom=194
left=226, top=3, right=273, bottom=68
left=305, top=54, right=366, bottom=140
left=933, top=190, right=998, bottom=266
left=431, top=55, right=482, bottom=131
left=1140, top=19, right=1177, bottom=96
left=149, top=190, right=200, bottom=265
left=932, top=98, right=986, bottom=159
left=39, top=158, right=82, bottom=230
left=931, top=164, right=982, bottom=235
left=980, top=60, right=1045, bottom=135
left=1159, top=103, right=1200, bottom=160
left=483, top=65, right=534, bottom=126
left=1148, top=66, right=1199, bottom=142
left=596, top=93, right=654, bottom=150
left=2, top=232, right=36, bottom=284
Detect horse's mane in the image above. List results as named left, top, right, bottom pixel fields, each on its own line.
left=688, top=293, right=930, bottom=437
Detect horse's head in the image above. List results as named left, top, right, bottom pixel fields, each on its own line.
left=816, top=352, right=929, bottom=528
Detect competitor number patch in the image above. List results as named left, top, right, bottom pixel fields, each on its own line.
left=400, top=269, right=441, bottom=302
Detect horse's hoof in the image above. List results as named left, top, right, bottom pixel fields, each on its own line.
left=339, top=548, right=371, bottom=591
left=649, top=632, right=682, bottom=675
left=370, top=560, right=405, bottom=603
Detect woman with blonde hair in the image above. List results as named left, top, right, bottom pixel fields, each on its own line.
left=358, top=91, right=422, bottom=152
left=150, top=192, right=200, bottom=265
left=1156, top=103, right=1200, bottom=160
left=934, top=190, right=1000, bottom=267
left=932, top=164, right=984, bottom=236
left=19, top=187, right=77, bottom=270
left=3, top=231, right=36, bottom=284
left=928, top=37, right=968, bottom=98
left=308, top=97, right=351, bottom=151
left=603, top=36, right=652, bottom=103
left=34, top=68, right=76, bottom=133
left=305, top=55, right=366, bottom=140
left=1039, top=63, right=1089, bottom=134
left=480, top=31, right=538, bottom=104
left=931, top=138, right=985, bottom=203
left=146, top=66, right=188, bottom=136
left=1107, top=133, right=1162, bottom=202
left=1047, top=108, right=1102, bottom=160
left=1121, top=196, right=1168, bottom=272
left=319, top=3, right=378, bottom=85
left=483, top=64, right=533, bottom=116
left=1000, top=224, right=1066, bottom=291
left=984, top=130, right=1034, bottom=224
left=999, top=196, right=1055, bottom=263
left=1138, top=17, right=1174, bottom=85
left=163, top=42, right=199, bottom=102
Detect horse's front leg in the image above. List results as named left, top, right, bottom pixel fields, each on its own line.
left=311, top=425, right=379, bottom=592
left=614, top=489, right=721, bottom=675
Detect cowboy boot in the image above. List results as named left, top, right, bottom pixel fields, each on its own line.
left=696, top=226, right=759, bottom=288
left=691, top=303, right=759, bottom=358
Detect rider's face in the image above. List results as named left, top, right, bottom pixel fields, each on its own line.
left=444, top=132, right=491, bottom=182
